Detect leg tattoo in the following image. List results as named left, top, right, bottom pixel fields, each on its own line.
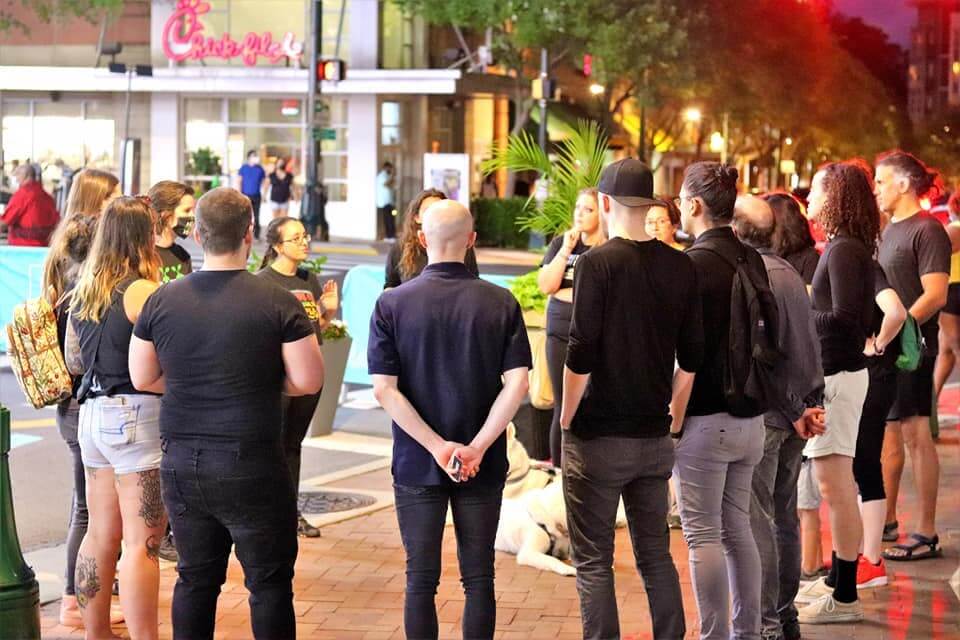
left=138, top=469, right=164, bottom=528
left=75, top=555, right=101, bottom=609
left=146, top=534, right=161, bottom=562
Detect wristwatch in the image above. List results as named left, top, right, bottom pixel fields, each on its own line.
left=670, top=428, right=684, bottom=440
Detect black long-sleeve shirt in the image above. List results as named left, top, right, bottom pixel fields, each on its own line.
left=810, top=235, right=874, bottom=376
left=566, top=238, right=704, bottom=438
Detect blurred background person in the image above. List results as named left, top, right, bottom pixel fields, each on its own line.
left=764, top=192, right=820, bottom=286
left=0, top=162, right=59, bottom=246
left=646, top=197, right=684, bottom=250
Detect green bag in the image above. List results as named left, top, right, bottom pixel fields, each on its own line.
left=895, top=315, right=924, bottom=372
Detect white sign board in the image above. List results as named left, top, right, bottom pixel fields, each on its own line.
left=423, top=153, right=471, bottom=208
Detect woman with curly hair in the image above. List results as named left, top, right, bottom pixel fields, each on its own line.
left=795, top=161, right=878, bottom=625
left=384, top=189, right=479, bottom=288
left=763, top=192, right=820, bottom=285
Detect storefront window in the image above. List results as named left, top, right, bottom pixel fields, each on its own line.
left=320, top=97, right=348, bottom=202
left=321, top=0, right=351, bottom=62
left=380, top=1, right=424, bottom=69
left=381, top=101, right=401, bottom=146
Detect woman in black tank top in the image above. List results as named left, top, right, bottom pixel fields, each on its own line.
left=70, top=197, right=166, bottom=636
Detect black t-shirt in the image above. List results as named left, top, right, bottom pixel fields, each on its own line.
left=784, top=246, right=820, bottom=286
left=384, top=243, right=479, bottom=288
left=810, top=236, right=874, bottom=376
left=269, top=172, right=294, bottom=203
left=133, top=270, right=315, bottom=443
left=878, top=212, right=951, bottom=348
left=257, top=266, right=324, bottom=343
left=157, top=244, right=193, bottom=284
left=566, top=237, right=704, bottom=438
left=541, top=235, right=594, bottom=290
left=368, top=262, right=532, bottom=487
left=685, top=227, right=769, bottom=417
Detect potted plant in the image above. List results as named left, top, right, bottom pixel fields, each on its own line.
left=508, top=269, right=547, bottom=329
left=310, top=318, right=352, bottom=437
left=508, top=270, right=552, bottom=459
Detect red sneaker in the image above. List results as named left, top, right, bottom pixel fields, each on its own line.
left=856, top=555, right=888, bottom=589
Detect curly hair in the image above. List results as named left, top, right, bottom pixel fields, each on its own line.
left=815, top=161, right=880, bottom=252
left=762, top=192, right=814, bottom=257
left=399, top=189, right=447, bottom=280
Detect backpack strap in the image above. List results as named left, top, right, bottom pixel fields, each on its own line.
left=687, top=244, right=745, bottom=273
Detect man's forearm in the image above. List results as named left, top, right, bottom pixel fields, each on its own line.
left=910, top=292, right=946, bottom=326
left=470, top=377, right=529, bottom=453
left=670, top=369, right=696, bottom=433
left=560, top=366, right=590, bottom=428
left=378, top=386, right=445, bottom=454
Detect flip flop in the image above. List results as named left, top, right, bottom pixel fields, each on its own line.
left=882, top=533, right=942, bottom=562
left=882, top=520, right=899, bottom=542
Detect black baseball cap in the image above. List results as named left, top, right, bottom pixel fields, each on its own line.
left=597, top=158, right=662, bottom=208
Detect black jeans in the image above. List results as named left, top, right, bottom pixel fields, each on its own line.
left=249, top=194, right=262, bottom=239
left=545, top=333, right=568, bottom=466
left=281, top=392, right=322, bottom=505
left=161, top=438, right=298, bottom=640
left=379, top=204, right=396, bottom=239
left=393, top=482, right=504, bottom=640
left=563, top=431, right=685, bottom=640
left=57, top=399, right=87, bottom=596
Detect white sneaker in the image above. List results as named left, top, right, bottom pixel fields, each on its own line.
left=794, top=576, right=833, bottom=604
left=797, top=594, right=863, bottom=624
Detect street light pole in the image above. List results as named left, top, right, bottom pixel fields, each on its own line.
left=538, top=48, right=548, bottom=153
left=305, top=0, right=329, bottom=241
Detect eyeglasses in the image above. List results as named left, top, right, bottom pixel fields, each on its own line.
left=281, top=235, right=311, bottom=245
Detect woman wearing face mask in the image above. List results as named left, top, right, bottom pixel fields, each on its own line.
left=384, top=189, right=480, bottom=289
left=258, top=217, right=338, bottom=537
left=148, top=181, right=195, bottom=284
left=269, top=158, right=295, bottom=219
left=538, top=187, right=604, bottom=466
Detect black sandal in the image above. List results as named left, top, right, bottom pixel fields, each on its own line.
left=882, top=533, right=942, bottom=562
left=882, top=520, right=899, bottom=542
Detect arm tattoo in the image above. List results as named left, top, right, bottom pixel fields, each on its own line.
left=145, top=534, right=161, bottom=562
left=75, top=555, right=101, bottom=609
left=137, top=469, right=165, bottom=528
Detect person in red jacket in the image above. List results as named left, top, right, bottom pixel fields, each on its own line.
left=2, top=163, right=60, bottom=246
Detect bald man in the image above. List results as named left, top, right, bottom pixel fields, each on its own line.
left=734, top=195, right=825, bottom=640
left=368, top=200, right=532, bottom=640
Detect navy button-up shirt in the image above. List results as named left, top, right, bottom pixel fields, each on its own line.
left=368, top=262, right=533, bottom=486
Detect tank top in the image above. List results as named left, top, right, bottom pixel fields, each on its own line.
left=950, top=225, right=960, bottom=284
left=74, top=277, right=156, bottom=398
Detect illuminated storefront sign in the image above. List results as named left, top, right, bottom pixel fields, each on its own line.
left=162, top=0, right=304, bottom=67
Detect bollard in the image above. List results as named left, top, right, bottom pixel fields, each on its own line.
left=0, top=404, right=41, bottom=639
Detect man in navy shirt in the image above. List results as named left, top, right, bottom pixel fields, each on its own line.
left=368, top=199, right=531, bottom=640
left=237, top=150, right=266, bottom=239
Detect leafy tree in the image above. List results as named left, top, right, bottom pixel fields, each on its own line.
left=0, top=0, right=123, bottom=33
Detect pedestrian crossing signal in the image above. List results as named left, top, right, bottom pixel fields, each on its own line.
left=318, top=59, right=346, bottom=82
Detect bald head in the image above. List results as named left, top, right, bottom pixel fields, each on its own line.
left=733, top=194, right=775, bottom=249
left=419, top=199, right=475, bottom=263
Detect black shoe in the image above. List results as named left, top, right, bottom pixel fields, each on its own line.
left=298, top=514, right=322, bottom=538
left=782, top=618, right=801, bottom=640
left=158, top=532, right=179, bottom=563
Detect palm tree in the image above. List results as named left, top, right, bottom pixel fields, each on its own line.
left=481, top=119, right=609, bottom=239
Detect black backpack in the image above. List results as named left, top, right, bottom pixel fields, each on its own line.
left=690, top=243, right=782, bottom=417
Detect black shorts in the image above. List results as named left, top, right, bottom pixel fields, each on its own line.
left=943, top=283, right=960, bottom=316
left=887, top=356, right=936, bottom=421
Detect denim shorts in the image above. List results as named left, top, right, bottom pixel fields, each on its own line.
left=79, top=394, right=162, bottom=474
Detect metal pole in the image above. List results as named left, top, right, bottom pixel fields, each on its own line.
left=721, top=111, right=729, bottom=165
left=305, top=0, right=328, bottom=240
left=0, top=405, right=40, bottom=639
left=120, top=68, right=133, bottom=194
left=538, top=48, right=548, bottom=153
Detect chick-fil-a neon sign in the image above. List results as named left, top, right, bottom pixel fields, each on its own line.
left=162, top=0, right=304, bottom=67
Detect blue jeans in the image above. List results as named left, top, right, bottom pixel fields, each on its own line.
left=161, top=438, right=298, bottom=640
left=393, top=482, right=504, bottom=640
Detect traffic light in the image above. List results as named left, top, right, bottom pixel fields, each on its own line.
left=317, top=59, right=346, bottom=82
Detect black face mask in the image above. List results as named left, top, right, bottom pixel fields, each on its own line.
left=173, top=216, right=195, bottom=239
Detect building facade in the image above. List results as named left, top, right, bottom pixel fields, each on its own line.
left=908, top=0, right=960, bottom=128
left=0, top=0, right=512, bottom=239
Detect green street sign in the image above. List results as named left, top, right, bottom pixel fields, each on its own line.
left=313, top=128, right=337, bottom=140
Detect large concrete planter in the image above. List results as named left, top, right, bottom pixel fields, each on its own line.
left=309, top=336, right=352, bottom=437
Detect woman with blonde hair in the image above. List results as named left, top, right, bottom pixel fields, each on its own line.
left=384, top=189, right=479, bottom=288
left=538, top=187, right=604, bottom=465
left=70, top=197, right=164, bottom=639
left=40, top=168, right=124, bottom=627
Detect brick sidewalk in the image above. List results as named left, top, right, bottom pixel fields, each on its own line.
left=41, top=435, right=959, bottom=639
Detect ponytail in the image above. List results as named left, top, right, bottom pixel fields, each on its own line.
left=260, top=216, right=297, bottom=270
left=260, top=246, right=280, bottom=270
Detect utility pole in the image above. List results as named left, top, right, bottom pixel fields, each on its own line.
left=538, top=48, right=548, bottom=153
left=305, top=0, right=329, bottom=241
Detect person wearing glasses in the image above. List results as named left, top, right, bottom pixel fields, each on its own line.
left=258, top=216, right=339, bottom=538
left=647, top=198, right=685, bottom=250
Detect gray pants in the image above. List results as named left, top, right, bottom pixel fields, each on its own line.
left=749, top=427, right=804, bottom=639
left=563, top=431, right=685, bottom=640
left=675, top=413, right=764, bottom=640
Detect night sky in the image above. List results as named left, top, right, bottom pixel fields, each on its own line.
left=834, top=0, right=915, bottom=46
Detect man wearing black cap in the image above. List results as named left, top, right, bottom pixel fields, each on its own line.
left=560, top=159, right=703, bottom=640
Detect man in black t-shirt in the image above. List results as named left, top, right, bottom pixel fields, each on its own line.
left=130, top=187, right=324, bottom=640
left=875, top=151, right=950, bottom=562
left=560, top=159, right=702, bottom=640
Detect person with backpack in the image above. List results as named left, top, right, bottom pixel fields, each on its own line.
left=792, top=161, right=877, bottom=625
left=675, top=162, right=775, bottom=639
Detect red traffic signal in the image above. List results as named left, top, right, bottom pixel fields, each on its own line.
left=317, top=59, right=346, bottom=82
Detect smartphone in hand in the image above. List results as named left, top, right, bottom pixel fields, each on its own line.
left=448, top=455, right=463, bottom=482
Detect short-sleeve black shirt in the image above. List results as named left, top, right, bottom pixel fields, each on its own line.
left=157, top=244, right=193, bottom=284
left=257, top=266, right=325, bottom=343
left=368, top=262, right=532, bottom=487
left=133, top=270, right=315, bottom=443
